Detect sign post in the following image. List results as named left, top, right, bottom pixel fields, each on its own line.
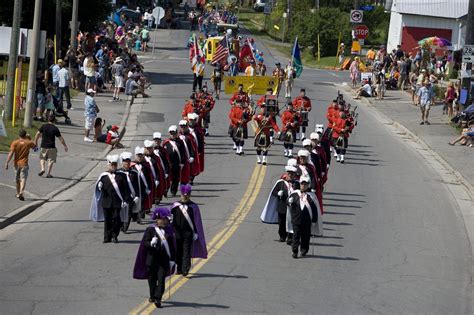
left=461, top=45, right=473, bottom=107
left=350, top=10, right=363, bottom=23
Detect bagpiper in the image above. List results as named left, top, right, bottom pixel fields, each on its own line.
left=229, top=84, right=250, bottom=107
left=253, top=108, right=280, bottom=165
left=279, top=102, right=300, bottom=157
left=195, top=85, right=215, bottom=136
left=292, top=88, right=312, bottom=140
left=229, top=100, right=252, bottom=155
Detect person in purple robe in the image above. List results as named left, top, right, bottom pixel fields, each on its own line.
left=170, top=183, right=207, bottom=276
left=133, top=207, right=176, bottom=309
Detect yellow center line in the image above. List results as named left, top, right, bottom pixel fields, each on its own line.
left=131, top=158, right=266, bottom=315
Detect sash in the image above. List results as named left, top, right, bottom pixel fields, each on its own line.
left=178, top=203, right=195, bottom=233
left=133, top=164, right=149, bottom=191
left=120, top=170, right=136, bottom=198
left=154, top=227, right=171, bottom=258
left=107, top=173, right=124, bottom=202
left=144, top=156, right=157, bottom=181
left=179, top=135, right=191, bottom=160
left=153, top=150, right=167, bottom=173
left=189, top=129, right=199, bottom=146
left=169, top=140, right=182, bottom=161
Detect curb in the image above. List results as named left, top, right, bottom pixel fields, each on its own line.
left=0, top=96, right=134, bottom=230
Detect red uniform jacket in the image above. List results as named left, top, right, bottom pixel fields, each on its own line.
left=229, top=106, right=251, bottom=128
left=182, top=102, right=195, bottom=119
left=292, top=96, right=312, bottom=111
left=229, top=91, right=250, bottom=106
left=332, top=117, right=349, bottom=139
left=253, top=114, right=280, bottom=136
left=281, top=110, right=300, bottom=132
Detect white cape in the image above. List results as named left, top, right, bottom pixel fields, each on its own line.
left=89, top=172, right=129, bottom=223
left=286, top=191, right=323, bottom=237
left=260, top=179, right=285, bottom=224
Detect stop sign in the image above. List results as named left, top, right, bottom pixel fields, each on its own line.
left=354, top=25, right=369, bottom=39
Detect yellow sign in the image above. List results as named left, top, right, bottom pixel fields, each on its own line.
left=274, top=25, right=280, bottom=30
left=224, top=76, right=276, bottom=95
left=351, top=40, right=361, bottom=55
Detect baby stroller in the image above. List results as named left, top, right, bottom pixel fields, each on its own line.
left=52, top=95, right=72, bottom=125
left=451, top=104, right=474, bottom=128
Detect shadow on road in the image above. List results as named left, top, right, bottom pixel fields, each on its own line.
left=323, top=211, right=355, bottom=216
left=323, top=221, right=353, bottom=226
left=309, top=254, right=359, bottom=261
left=323, top=192, right=365, bottom=197
left=323, top=204, right=362, bottom=209
left=310, top=242, right=343, bottom=247
left=188, top=273, right=248, bottom=279
left=164, top=301, right=230, bottom=309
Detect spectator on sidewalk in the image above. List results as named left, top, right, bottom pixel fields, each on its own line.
left=83, top=52, right=97, bottom=92
left=50, top=59, right=62, bottom=97
left=34, top=115, right=69, bottom=178
left=111, top=57, right=124, bottom=101
left=125, top=73, right=149, bottom=98
left=409, top=69, right=419, bottom=105
left=353, top=79, right=372, bottom=99
left=349, top=57, right=360, bottom=88
left=398, top=57, right=408, bottom=91
left=449, top=121, right=474, bottom=146
left=366, top=47, right=376, bottom=67
left=417, top=80, right=434, bottom=125
left=4, top=129, right=38, bottom=201
left=444, top=82, right=457, bottom=117
left=57, top=60, right=73, bottom=110
left=84, top=89, right=100, bottom=142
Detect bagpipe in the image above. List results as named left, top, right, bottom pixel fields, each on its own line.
left=254, top=116, right=273, bottom=148
left=278, top=123, right=295, bottom=143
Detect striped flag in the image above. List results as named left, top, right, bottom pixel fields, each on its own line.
left=212, top=36, right=229, bottom=64
left=292, top=37, right=303, bottom=77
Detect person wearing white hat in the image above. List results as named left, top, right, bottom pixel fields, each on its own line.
left=309, top=132, right=329, bottom=182
left=111, top=57, right=124, bottom=101
left=287, top=175, right=321, bottom=258
left=117, top=152, right=143, bottom=229
left=302, top=138, right=323, bottom=182
left=144, top=140, right=165, bottom=205
left=152, top=132, right=171, bottom=191
left=162, top=126, right=187, bottom=196
left=187, top=113, right=205, bottom=173
left=132, top=147, right=153, bottom=214
left=297, top=149, right=318, bottom=192
left=90, top=154, right=132, bottom=243
left=260, top=163, right=299, bottom=243
left=179, top=120, right=200, bottom=184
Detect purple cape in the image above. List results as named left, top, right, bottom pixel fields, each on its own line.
left=172, top=201, right=208, bottom=259
left=133, top=224, right=175, bottom=280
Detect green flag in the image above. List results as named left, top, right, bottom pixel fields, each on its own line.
left=292, top=37, right=303, bottom=77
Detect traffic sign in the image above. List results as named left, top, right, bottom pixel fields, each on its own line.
left=462, top=45, right=474, bottom=63
left=354, top=25, right=369, bottom=39
left=264, top=4, right=272, bottom=15
left=360, top=5, right=375, bottom=11
left=350, top=10, right=363, bottom=23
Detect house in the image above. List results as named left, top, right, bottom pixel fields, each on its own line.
left=386, top=0, right=469, bottom=53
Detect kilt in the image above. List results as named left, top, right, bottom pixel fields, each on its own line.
left=254, top=132, right=270, bottom=148
left=232, top=125, right=248, bottom=142
left=278, top=130, right=296, bottom=143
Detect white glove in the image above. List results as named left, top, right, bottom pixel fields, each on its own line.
left=151, top=236, right=159, bottom=247
left=193, top=233, right=199, bottom=241
left=180, top=164, right=184, bottom=169
left=311, top=189, right=316, bottom=193
left=169, top=261, right=176, bottom=270
left=189, top=157, right=194, bottom=163
left=277, top=190, right=284, bottom=197
left=121, top=202, right=128, bottom=208
left=270, top=136, right=274, bottom=143
left=165, top=174, right=169, bottom=179
left=145, top=189, right=151, bottom=195
left=288, top=197, right=294, bottom=204
left=97, top=181, right=103, bottom=190
left=133, top=197, right=140, bottom=204
left=155, top=180, right=159, bottom=187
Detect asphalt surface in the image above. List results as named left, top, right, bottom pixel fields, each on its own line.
left=0, top=29, right=472, bottom=315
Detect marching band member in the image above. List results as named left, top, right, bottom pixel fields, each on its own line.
left=332, top=111, right=350, bottom=163
left=229, top=84, right=250, bottom=107
left=182, top=94, right=197, bottom=120
left=253, top=108, right=279, bottom=165
left=272, top=62, right=285, bottom=97
left=170, top=184, right=207, bottom=276
left=229, top=100, right=252, bottom=155
left=292, top=88, right=312, bottom=140
left=162, top=126, right=187, bottom=196
left=256, top=88, right=273, bottom=108
left=196, top=85, right=215, bottom=136
left=280, top=103, right=300, bottom=157
left=284, top=61, right=295, bottom=99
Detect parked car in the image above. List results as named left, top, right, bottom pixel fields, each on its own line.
left=254, top=0, right=266, bottom=12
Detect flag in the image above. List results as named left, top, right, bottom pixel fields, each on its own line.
left=212, top=36, right=229, bottom=64
left=239, top=41, right=255, bottom=72
left=292, top=37, right=303, bottom=78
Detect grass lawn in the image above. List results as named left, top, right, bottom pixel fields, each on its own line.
left=0, top=115, right=42, bottom=152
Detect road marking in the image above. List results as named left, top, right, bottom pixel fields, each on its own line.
left=131, top=163, right=266, bottom=315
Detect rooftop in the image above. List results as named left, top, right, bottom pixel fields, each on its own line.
left=391, top=0, right=469, bottom=19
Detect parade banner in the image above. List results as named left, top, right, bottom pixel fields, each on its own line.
left=224, top=76, right=276, bottom=95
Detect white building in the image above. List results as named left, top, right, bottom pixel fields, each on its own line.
left=386, top=0, right=469, bottom=53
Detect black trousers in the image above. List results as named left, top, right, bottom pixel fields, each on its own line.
left=103, top=207, right=122, bottom=241
left=278, top=212, right=287, bottom=240
left=176, top=234, right=193, bottom=273
left=147, top=264, right=167, bottom=301
left=58, top=86, right=73, bottom=109
left=170, top=168, right=180, bottom=195
left=292, top=224, right=311, bottom=254
left=193, top=74, right=203, bottom=91
left=284, top=143, right=294, bottom=149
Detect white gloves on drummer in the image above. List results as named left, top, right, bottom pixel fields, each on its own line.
left=151, top=236, right=159, bottom=247
left=277, top=190, right=284, bottom=197
left=193, top=233, right=199, bottom=241
left=97, top=181, right=103, bottom=190
left=189, top=157, right=194, bottom=163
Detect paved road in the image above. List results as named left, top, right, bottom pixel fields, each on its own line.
left=0, top=29, right=471, bottom=315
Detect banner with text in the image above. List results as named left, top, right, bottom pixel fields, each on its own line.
left=224, top=76, right=277, bottom=95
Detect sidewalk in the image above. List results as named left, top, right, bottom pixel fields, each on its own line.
left=345, top=86, right=474, bottom=192
left=0, top=92, right=131, bottom=228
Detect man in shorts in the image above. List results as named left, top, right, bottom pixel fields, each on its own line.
left=4, top=129, right=37, bottom=200
left=84, top=88, right=100, bottom=142
left=111, top=57, right=124, bottom=101
left=416, top=80, right=434, bottom=125
left=34, top=115, right=69, bottom=178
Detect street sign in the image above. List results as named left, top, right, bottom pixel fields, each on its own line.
left=462, top=45, right=474, bottom=63
left=152, top=7, right=165, bottom=23
left=264, top=4, right=272, bottom=15
left=350, top=10, right=363, bottom=23
left=354, top=25, right=369, bottom=39
left=360, top=5, right=375, bottom=11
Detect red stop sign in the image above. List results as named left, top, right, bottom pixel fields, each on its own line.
left=354, top=25, right=369, bottom=39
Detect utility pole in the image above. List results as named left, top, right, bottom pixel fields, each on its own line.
left=70, top=0, right=79, bottom=50
left=24, top=0, right=43, bottom=128
left=56, top=0, right=62, bottom=60
left=353, top=0, right=360, bottom=9
left=314, top=0, right=319, bottom=9
left=4, top=0, right=23, bottom=121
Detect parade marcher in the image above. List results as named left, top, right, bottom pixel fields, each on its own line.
left=170, top=184, right=208, bottom=276
left=187, top=113, right=205, bottom=173
left=256, top=60, right=267, bottom=76
left=314, top=125, right=332, bottom=167
left=143, top=140, right=161, bottom=204
left=144, top=140, right=167, bottom=204
left=229, top=84, right=250, bottom=107
left=162, top=126, right=187, bottom=196
left=284, top=61, right=295, bottom=99
left=182, top=94, right=197, bottom=120
left=260, top=165, right=299, bottom=242
left=192, top=56, right=205, bottom=92
left=117, top=152, right=143, bottom=229
left=244, top=59, right=256, bottom=77
left=132, top=147, right=153, bottom=215
left=90, top=154, right=132, bottom=243
left=153, top=132, right=171, bottom=196
left=309, top=132, right=328, bottom=185
left=272, top=62, right=285, bottom=97
left=253, top=108, right=279, bottom=165
left=256, top=88, right=273, bottom=109
left=229, top=100, right=252, bottom=155
left=211, top=62, right=224, bottom=99
left=332, top=111, right=350, bottom=163
left=133, top=207, right=176, bottom=309
left=287, top=176, right=322, bottom=258
left=178, top=120, right=200, bottom=184
left=196, top=85, right=215, bottom=136
left=302, top=139, right=323, bottom=186
left=279, top=103, right=300, bottom=157
left=292, top=88, right=312, bottom=140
